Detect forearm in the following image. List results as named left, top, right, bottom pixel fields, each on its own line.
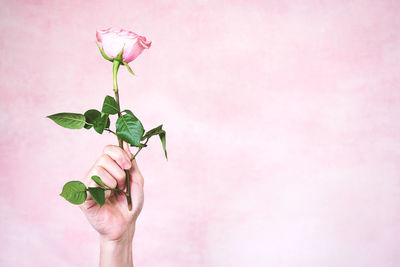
left=99, top=231, right=135, bottom=267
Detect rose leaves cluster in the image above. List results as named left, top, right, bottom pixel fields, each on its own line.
left=47, top=95, right=167, bottom=159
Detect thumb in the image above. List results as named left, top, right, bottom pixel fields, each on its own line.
left=129, top=158, right=144, bottom=214
left=130, top=158, right=144, bottom=190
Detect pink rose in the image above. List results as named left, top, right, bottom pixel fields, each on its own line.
left=96, top=28, right=151, bottom=63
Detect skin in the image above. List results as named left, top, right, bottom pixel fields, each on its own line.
left=79, top=143, right=144, bottom=267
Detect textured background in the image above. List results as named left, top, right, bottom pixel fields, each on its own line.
left=1, top=0, right=400, bottom=266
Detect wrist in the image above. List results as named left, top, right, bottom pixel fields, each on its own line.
left=100, top=227, right=135, bottom=267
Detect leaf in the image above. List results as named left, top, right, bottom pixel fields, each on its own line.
left=84, top=109, right=101, bottom=130
left=141, top=125, right=164, bottom=140
left=88, top=187, right=106, bottom=207
left=159, top=131, right=168, bottom=160
left=60, top=181, right=87, bottom=205
left=102, top=96, right=119, bottom=115
left=140, top=125, right=168, bottom=160
left=94, top=113, right=109, bottom=134
left=47, top=113, right=86, bottom=129
left=121, top=109, right=138, bottom=119
left=123, top=61, right=136, bottom=76
left=106, top=117, right=111, bottom=129
left=91, top=175, right=106, bottom=188
left=84, top=109, right=108, bottom=134
left=116, top=114, right=144, bottom=147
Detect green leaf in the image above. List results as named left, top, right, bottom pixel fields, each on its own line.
left=123, top=61, right=136, bottom=76
left=106, top=117, right=111, bottom=129
left=159, top=131, right=168, bottom=160
left=84, top=109, right=108, bottom=134
left=60, top=181, right=87, bottom=205
left=94, top=113, right=109, bottom=134
left=141, top=125, right=164, bottom=140
left=84, top=109, right=101, bottom=130
left=121, top=109, right=138, bottom=119
left=91, top=175, right=106, bottom=188
left=116, top=114, right=144, bottom=147
left=47, top=113, right=86, bottom=129
left=102, top=96, right=119, bottom=115
left=88, top=187, right=106, bottom=207
left=140, top=125, right=168, bottom=160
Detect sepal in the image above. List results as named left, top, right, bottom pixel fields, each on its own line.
left=96, top=42, right=113, bottom=62
left=123, top=61, right=136, bottom=76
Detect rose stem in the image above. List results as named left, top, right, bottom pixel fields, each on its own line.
left=113, top=59, right=133, bottom=211
left=132, top=138, right=149, bottom=160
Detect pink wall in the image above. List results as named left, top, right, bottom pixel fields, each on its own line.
left=1, top=0, right=400, bottom=266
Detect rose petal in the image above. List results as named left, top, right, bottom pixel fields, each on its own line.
left=96, top=28, right=151, bottom=62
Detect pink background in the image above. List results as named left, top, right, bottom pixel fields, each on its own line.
left=1, top=0, right=400, bottom=266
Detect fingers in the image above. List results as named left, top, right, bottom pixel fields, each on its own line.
left=83, top=145, right=132, bottom=194
left=84, top=165, right=116, bottom=201
left=103, top=145, right=132, bottom=170
left=81, top=144, right=144, bottom=214
left=96, top=154, right=126, bottom=189
left=91, top=165, right=117, bottom=187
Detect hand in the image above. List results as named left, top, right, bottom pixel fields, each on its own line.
left=79, top=143, right=144, bottom=267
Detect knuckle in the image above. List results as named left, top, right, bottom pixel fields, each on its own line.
left=96, top=155, right=105, bottom=165
left=99, top=154, right=111, bottom=164
left=92, top=165, right=103, bottom=175
left=103, top=145, right=113, bottom=153
left=117, top=170, right=126, bottom=181
left=116, top=146, right=128, bottom=157
left=103, top=145, right=119, bottom=154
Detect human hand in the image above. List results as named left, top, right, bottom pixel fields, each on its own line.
left=79, top=144, right=144, bottom=264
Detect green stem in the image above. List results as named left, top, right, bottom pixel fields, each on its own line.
left=132, top=138, right=149, bottom=161
left=107, top=187, right=128, bottom=195
left=87, top=187, right=127, bottom=196
left=104, top=128, right=116, bottom=135
left=113, top=60, right=120, bottom=93
left=132, top=147, right=142, bottom=160
left=113, top=59, right=133, bottom=211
